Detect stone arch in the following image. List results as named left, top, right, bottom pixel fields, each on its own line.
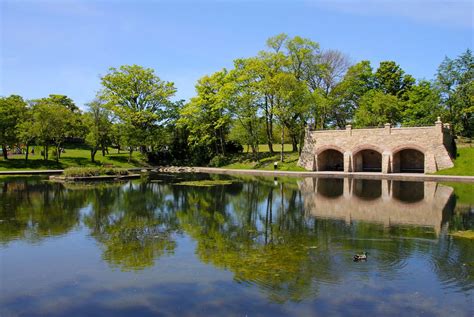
left=315, top=145, right=346, bottom=155
left=352, top=145, right=383, bottom=172
left=392, top=145, right=425, bottom=173
left=316, top=146, right=344, bottom=171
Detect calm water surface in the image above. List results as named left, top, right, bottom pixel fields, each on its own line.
left=1, top=174, right=473, bottom=317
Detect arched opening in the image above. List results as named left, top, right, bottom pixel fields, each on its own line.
left=353, top=149, right=382, bottom=172
left=392, top=149, right=424, bottom=173
left=316, top=178, right=343, bottom=198
left=317, top=149, right=344, bottom=171
left=392, top=181, right=424, bottom=203
left=353, top=179, right=382, bottom=200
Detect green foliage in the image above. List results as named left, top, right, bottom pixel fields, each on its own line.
left=0, top=95, right=28, bottom=158
left=100, top=64, right=176, bottom=149
left=179, top=70, right=231, bottom=159
left=208, top=154, right=230, bottom=167
left=26, top=95, right=84, bottom=161
left=401, top=81, right=443, bottom=126
left=436, top=49, right=474, bottom=137
left=83, top=98, right=113, bottom=162
left=63, top=167, right=129, bottom=177
left=354, top=90, right=401, bottom=127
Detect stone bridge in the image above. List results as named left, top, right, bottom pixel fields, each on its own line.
left=298, top=119, right=455, bottom=174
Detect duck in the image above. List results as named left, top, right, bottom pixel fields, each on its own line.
left=353, top=252, right=368, bottom=262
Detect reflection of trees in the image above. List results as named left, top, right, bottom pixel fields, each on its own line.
left=0, top=177, right=86, bottom=244
left=1, top=175, right=472, bottom=295
left=176, top=181, right=342, bottom=303
left=83, top=182, right=180, bottom=271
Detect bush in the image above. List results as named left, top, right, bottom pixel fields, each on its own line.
left=208, top=155, right=229, bottom=167
left=225, top=140, right=243, bottom=154
left=63, top=167, right=129, bottom=177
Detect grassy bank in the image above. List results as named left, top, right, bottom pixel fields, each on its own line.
left=223, top=149, right=305, bottom=171
left=63, top=167, right=130, bottom=177
left=435, top=147, right=474, bottom=176
left=0, top=145, right=147, bottom=171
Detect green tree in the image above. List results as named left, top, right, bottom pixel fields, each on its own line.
left=402, top=80, right=442, bottom=126
left=100, top=65, right=176, bottom=152
left=0, top=95, right=27, bottom=160
left=354, top=90, right=401, bottom=127
left=179, top=70, right=231, bottom=163
left=29, top=96, right=82, bottom=161
left=225, top=58, right=263, bottom=159
left=84, top=98, right=113, bottom=162
left=374, top=61, right=415, bottom=99
left=331, top=61, right=374, bottom=127
left=436, top=49, right=474, bottom=136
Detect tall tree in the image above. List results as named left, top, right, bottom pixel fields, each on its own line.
left=225, top=58, right=263, bottom=159
left=402, top=81, right=442, bottom=126
left=179, top=70, right=231, bottom=162
left=0, top=95, right=27, bottom=160
left=100, top=65, right=176, bottom=152
left=29, top=96, right=82, bottom=161
left=436, top=49, right=474, bottom=137
left=84, top=98, right=113, bottom=162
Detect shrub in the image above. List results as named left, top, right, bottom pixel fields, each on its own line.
left=63, top=167, right=129, bottom=177
left=208, top=155, right=229, bottom=167
left=225, top=140, right=243, bottom=154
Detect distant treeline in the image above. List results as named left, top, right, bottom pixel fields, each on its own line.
left=0, top=34, right=472, bottom=165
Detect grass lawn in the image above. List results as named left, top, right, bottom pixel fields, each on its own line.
left=435, top=147, right=474, bottom=176
left=0, top=145, right=147, bottom=171
left=224, top=146, right=306, bottom=171
left=243, top=144, right=294, bottom=153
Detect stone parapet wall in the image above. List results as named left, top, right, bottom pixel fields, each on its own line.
left=298, top=120, right=454, bottom=173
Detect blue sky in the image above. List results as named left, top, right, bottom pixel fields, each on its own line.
left=1, top=0, right=473, bottom=109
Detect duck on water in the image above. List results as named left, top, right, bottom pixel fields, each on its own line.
left=353, top=252, right=368, bottom=262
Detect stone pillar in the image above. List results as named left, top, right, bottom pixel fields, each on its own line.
left=381, top=180, right=391, bottom=200
left=344, top=152, right=352, bottom=172
left=382, top=152, right=391, bottom=174
left=384, top=123, right=391, bottom=134
left=424, top=182, right=437, bottom=200
left=313, top=154, right=318, bottom=171
left=346, top=124, right=352, bottom=136
left=425, top=153, right=437, bottom=173
left=343, top=178, right=352, bottom=198
left=435, top=117, right=443, bottom=142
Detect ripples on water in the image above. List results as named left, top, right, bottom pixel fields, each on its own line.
left=0, top=175, right=473, bottom=316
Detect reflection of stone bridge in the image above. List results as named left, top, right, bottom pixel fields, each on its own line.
left=298, top=178, right=454, bottom=234
left=298, top=119, right=455, bottom=174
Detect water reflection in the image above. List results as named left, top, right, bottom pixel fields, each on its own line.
left=302, top=178, right=454, bottom=235
left=0, top=175, right=473, bottom=316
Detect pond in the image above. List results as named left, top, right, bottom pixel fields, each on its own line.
left=1, top=174, right=473, bottom=317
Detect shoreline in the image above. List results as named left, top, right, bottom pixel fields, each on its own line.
left=1, top=167, right=474, bottom=183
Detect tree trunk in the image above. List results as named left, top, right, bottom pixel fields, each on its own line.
left=2, top=144, right=7, bottom=160
left=291, top=135, right=298, bottom=153
left=280, top=126, right=284, bottom=162
left=265, top=96, right=274, bottom=154
left=128, top=148, right=133, bottom=163
left=91, top=148, right=97, bottom=162
left=219, top=127, right=225, bottom=156
left=102, top=144, right=106, bottom=156
left=56, top=145, right=60, bottom=162
left=25, top=144, right=29, bottom=162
